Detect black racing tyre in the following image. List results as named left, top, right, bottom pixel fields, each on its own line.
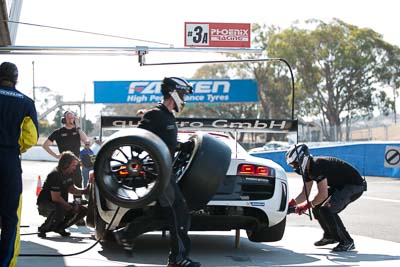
left=92, top=184, right=114, bottom=241
left=176, top=132, right=231, bottom=211
left=94, top=128, right=172, bottom=209
left=94, top=200, right=108, bottom=241
left=85, top=185, right=95, bottom=228
left=246, top=217, right=286, bottom=242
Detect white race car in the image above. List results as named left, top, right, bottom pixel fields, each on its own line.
left=87, top=116, right=294, bottom=243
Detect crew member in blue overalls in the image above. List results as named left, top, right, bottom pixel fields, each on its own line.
left=0, top=62, right=39, bottom=267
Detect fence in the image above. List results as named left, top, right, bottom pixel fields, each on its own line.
left=250, top=142, right=400, bottom=178
left=299, top=122, right=400, bottom=142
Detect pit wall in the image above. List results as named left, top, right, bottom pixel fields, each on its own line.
left=250, top=142, right=400, bottom=178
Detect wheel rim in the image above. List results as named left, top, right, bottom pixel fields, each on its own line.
left=97, top=142, right=162, bottom=203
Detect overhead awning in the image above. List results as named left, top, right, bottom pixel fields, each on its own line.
left=0, top=1, right=11, bottom=46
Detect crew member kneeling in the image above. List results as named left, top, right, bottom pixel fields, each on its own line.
left=37, top=151, right=90, bottom=238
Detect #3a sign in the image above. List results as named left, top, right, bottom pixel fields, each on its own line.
left=94, top=79, right=258, bottom=104
left=185, top=22, right=251, bottom=48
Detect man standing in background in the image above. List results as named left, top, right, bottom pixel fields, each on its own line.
left=0, top=62, right=39, bottom=267
left=79, top=141, right=94, bottom=188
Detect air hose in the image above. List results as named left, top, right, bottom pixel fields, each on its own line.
left=19, top=207, right=120, bottom=257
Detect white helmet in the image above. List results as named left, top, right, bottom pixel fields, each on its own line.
left=161, top=77, right=193, bottom=112
left=285, top=143, right=310, bottom=174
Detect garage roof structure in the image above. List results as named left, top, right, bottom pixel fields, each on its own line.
left=0, top=0, right=23, bottom=46
left=0, top=0, right=11, bottom=46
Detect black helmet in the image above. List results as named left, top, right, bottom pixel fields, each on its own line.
left=0, top=62, right=18, bottom=84
left=285, top=143, right=310, bottom=173
left=161, top=77, right=193, bottom=112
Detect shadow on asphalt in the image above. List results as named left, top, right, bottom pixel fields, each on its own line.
left=96, top=233, right=399, bottom=266
left=17, top=231, right=400, bottom=266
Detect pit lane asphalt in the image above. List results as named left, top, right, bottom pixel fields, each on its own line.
left=16, top=160, right=400, bottom=267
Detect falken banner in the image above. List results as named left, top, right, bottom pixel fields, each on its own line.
left=94, top=79, right=259, bottom=104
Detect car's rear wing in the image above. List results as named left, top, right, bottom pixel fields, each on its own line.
left=100, top=115, right=298, bottom=140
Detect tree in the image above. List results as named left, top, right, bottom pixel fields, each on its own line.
left=101, top=103, right=153, bottom=116
left=254, top=19, right=399, bottom=141
left=234, top=24, right=294, bottom=120
left=187, top=61, right=285, bottom=143
left=185, top=64, right=260, bottom=120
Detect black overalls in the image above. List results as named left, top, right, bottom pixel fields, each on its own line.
left=307, top=156, right=366, bottom=244
left=124, top=103, right=192, bottom=262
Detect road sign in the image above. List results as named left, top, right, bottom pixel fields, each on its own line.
left=185, top=22, right=251, bottom=48
left=384, top=146, right=400, bottom=168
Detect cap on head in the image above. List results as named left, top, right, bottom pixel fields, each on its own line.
left=161, top=77, right=193, bottom=112
left=0, top=62, right=18, bottom=84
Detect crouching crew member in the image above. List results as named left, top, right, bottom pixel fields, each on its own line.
left=37, top=151, right=90, bottom=238
left=286, top=144, right=367, bottom=252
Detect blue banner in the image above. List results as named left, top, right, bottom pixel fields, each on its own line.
left=94, top=79, right=258, bottom=104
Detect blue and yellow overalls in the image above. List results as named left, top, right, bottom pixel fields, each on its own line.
left=0, top=83, right=38, bottom=267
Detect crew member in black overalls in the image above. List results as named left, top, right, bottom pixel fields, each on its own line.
left=114, top=77, right=200, bottom=267
left=0, top=62, right=39, bottom=267
left=42, top=110, right=89, bottom=225
left=286, top=144, right=367, bottom=252
left=37, top=151, right=90, bottom=238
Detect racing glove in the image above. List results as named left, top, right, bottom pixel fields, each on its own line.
left=287, top=199, right=297, bottom=214
left=295, top=202, right=312, bottom=215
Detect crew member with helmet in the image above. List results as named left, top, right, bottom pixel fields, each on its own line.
left=114, top=77, right=200, bottom=267
left=0, top=62, right=39, bottom=267
left=286, top=144, right=367, bottom=252
left=37, top=151, right=90, bottom=238
left=42, top=110, right=89, bottom=213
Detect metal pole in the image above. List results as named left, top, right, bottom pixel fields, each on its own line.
left=393, top=86, right=397, bottom=124
left=83, top=93, right=86, bottom=132
left=32, top=61, right=36, bottom=101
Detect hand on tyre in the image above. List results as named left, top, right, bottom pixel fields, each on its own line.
left=295, top=203, right=310, bottom=215
left=69, top=204, right=80, bottom=214
left=89, top=170, right=95, bottom=183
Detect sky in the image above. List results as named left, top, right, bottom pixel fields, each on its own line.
left=3, top=0, right=400, bottom=121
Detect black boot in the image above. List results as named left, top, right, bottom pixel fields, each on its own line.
left=167, top=258, right=201, bottom=267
